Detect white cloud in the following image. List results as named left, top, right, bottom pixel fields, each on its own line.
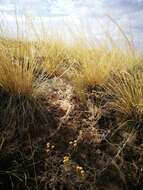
left=0, top=0, right=142, bottom=49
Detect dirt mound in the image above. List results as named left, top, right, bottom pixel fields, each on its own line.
left=0, top=79, right=143, bottom=190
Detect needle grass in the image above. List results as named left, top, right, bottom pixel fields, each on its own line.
left=105, top=67, right=143, bottom=129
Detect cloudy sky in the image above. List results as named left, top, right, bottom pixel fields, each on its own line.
left=0, top=0, right=143, bottom=49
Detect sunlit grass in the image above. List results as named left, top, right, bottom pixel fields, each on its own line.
left=33, top=40, right=74, bottom=78
left=0, top=38, right=40, bottom=96
left=0, top=37, right=51, bottom=133
left=105, top=67, right=143, bottom=129
left=69, top=44, right=143, bottom=100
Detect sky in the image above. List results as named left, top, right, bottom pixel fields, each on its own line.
left=0, top=0, right=143, bottom=49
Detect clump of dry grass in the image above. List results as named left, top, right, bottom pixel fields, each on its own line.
left=105, top=67, right=143, bottom=129
left=70, top=44, right=143, bottom=101
left=0, top=59, right=34, bottom=96
left=0, top=38, right=59, bottom=136
left=34, top=40, right=75, bottom=78
left=70, top=47, right=116, bottom=100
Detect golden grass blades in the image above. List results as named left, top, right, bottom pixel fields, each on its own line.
left=70, top=46, right=114, bottom=100
left=105, top=67, right=143, bottom=129
left=0, top=37, right=58, bottom=135
left=0, top=54, right=35, bottom=96
left=36, top=40, right=75, bottom=78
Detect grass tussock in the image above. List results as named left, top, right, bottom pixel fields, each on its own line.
left=0, top=38, right=61, bottom=137
left=69, top=45, right=142, bottom=100
left=35, top=40, right=75, bottom=78
left=105, top=67, right=143, bottom=129
left=0, top=59, right=34, bottom=96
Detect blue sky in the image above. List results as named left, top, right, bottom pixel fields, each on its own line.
left=0, top=0, right=143, bottom=49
